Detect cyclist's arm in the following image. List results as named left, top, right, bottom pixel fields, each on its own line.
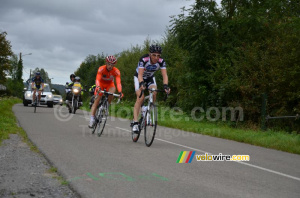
left=41, top=83, right=44, bottom=90
left=115, top=74, right=122, bottom=93
left=95, top=67, right=103, bottom=87
left=161, top=68, right=168, bottom=85
left=31, top=82, right=35, bottom=90
left=138, top=68, right=144, bottom=84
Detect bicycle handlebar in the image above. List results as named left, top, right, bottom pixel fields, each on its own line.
left=95, top=86, right=120, bottom=98
left=139, top=88, right=169, bottom=101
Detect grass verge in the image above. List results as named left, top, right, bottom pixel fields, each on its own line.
left=47, top=166, right=69, bottom=185
left=83, top=99, right=300, bottom=154
left=0, top=97, right=39, bottom=152
left=0, top=97, right=69, bottom=186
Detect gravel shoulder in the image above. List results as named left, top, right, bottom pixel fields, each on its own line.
left=0, top=134, right=79, bottom=198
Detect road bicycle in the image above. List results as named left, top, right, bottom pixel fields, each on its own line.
left=32, top=88, right=43, bottom=113
left=131, top=88, right=168, bottom=147
left=91, top=88, right=120, bottom=137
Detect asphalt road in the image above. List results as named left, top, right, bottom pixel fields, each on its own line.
left=13, top=104, right=300, bottom=198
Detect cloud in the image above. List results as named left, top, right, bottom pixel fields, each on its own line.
left=1, top=0, right=197, bottom=84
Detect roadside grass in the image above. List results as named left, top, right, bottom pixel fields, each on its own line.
left=80, top=98, right=300, bottom=154
left=0, top=97, right=21, bottom=143
left=0, top=97, right=39, bottom=151
left=47, top=166, right=69, bottom=185
left=84, top=99, right=299, bottom=154
left=0, top=97, right=69, bottom=186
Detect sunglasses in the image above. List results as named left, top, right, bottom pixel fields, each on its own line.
left=106, top=62, right=115, bottom=66
left=151, top=53, right=161, bottom=58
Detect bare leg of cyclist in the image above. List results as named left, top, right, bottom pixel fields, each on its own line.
left=32, top=90, right=36, bottom=104
left=107, top=87, right=116, bottom=104
left=89, top=94, right=102, bottom=128
left=38, top=90, right=42, bottom=101
left=133, top=89, right=144, bottom=122
left=149, top=85, right=157, bottom=103
left=91, top=94, right=102, bottom=116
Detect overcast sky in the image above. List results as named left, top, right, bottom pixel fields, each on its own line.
left=1, top=0, right=219, bottom=85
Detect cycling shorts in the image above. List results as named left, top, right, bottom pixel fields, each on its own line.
left=134, top=76, right=156, bottom=91
left=94, top=82, right=115, bottom=96
left=33, top=84, right=42, bottom=90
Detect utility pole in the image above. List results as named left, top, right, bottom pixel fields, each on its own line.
left=17, top=52, right=23, bottom=81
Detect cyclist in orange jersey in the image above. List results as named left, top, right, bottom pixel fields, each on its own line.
left=88, top=55, right=123, bottom=128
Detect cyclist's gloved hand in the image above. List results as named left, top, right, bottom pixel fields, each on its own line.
left=163, top=84, right=170, bottom=94
left=139, top=81, right=145, bottom=90
left=95, top=86, right=100, bottom=94
left=119, top=92, right=124, bottom=99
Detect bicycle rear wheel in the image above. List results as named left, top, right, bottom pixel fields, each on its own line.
left=97, top=101, right=108, bottom=137
left=144, top=103, right=157, bottom=147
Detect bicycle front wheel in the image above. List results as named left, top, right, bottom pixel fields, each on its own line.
left=97, top=101, right=108, bottom=137
left=34, top=102, right=37, bottom=113
left=34, top=98, right=37, bottom=113
left=144, top=103, right=157, bottom=147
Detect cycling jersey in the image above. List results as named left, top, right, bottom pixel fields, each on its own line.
left=134, top=54, right=166, bottom=79
left=95, top=65, right=122, bottom=93
left=32, top=77, right=44, bottom=88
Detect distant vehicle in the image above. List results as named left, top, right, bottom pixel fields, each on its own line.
left=53, top=95, right=63, bottom=106
left=23, top=83, right=54, bottom=107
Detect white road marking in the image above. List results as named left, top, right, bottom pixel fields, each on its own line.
left=111, top=125, right=300, bottom=182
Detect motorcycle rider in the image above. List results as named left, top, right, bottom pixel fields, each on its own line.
left=65, top=74, right=76, bottom=105
left=73, top=76, right=83, bottom=106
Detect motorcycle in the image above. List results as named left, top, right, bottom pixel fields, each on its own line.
left=67, top=86, right=82, bottom=114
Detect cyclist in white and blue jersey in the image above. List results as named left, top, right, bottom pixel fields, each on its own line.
left=132, top=44, right=171, bottom=133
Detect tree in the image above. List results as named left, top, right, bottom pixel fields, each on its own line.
left=31, top=67, right=51, bottom=83
left=168, top=0, right=300, bottom=130
left=75, top=54, right=106, bottom=86
left=8, top=54, right=18, bottom=80
left=0, top=31, right=13, bottom=84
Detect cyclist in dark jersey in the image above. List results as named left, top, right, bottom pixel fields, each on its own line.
left=132, top=44, right=170, bottom=133
left=31, top=72, right=44, bottom=105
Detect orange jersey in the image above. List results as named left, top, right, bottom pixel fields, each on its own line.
left=96, top=65, right=122, bottom=92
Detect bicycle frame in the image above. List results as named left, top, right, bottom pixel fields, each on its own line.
left=32, top=89, right=43, bottom=113
left=132, top=88, right=167, bottom=146
left=142, top=89, right=156, bottom=126
left=91, top=87, right=120, bottom=136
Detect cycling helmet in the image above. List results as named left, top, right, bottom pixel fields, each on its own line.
left=149, top=44, right=162, bottom=54
left=105, top=55, right=117, bottom=64
left=35, top=72, right=41, bottom=76
left=70, top=74, right=76, bottom=80
left=75, top=76, right=80, bottom=82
